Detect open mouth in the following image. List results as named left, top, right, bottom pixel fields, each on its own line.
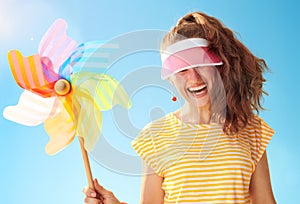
left=187, top=84, right=208, bottom=95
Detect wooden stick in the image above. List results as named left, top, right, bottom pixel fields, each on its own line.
left=78, top=137, right=95, bottom=190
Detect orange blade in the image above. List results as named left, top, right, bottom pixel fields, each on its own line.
left=7, top=50, right=59, bottom=97
left=59, top=90, right=74, bottom=120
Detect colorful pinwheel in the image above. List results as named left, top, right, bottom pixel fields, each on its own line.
left=3, top=19, right=131, bottom=188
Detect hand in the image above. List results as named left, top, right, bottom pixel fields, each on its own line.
left=83, top=178, right=126, bottom=204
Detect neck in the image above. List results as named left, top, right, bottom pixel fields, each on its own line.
left=177, top=102, right=212, bottom=124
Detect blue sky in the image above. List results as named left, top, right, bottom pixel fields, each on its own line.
left=0, top=0, right=299, bottom=203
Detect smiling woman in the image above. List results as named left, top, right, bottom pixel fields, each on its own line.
left=1, top=0, right=299, bottom=204
left=83, top=11, right=276, bottom=204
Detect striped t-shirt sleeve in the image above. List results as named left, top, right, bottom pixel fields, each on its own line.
left=248, top=116, right=275, bottom=166
left=132, top=127, right=164, bottom=176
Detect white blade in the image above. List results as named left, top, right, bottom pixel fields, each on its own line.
left=3, top=90, right=57, bottom=126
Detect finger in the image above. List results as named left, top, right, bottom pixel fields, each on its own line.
left=82, top=186, right=97, bottom=198
left=84, top=196, right=103, bottom=204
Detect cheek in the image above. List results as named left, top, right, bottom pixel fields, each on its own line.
left=198, top=69, right=215, bottom=83
left=172, top=75, right=188, bottom=87
left=174, top=82, right=186, bottom=93
left=172, top=80, right=189, bottom=97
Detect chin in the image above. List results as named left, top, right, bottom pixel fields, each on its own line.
left=187, top=99, right=210, bottom=109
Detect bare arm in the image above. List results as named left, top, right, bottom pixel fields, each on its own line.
left=140, top=162, right=164, bottom=204
left=249, top=151, right=276, bottom=204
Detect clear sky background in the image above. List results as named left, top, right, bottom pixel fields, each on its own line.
left=0, top=0, right=299, bottom=203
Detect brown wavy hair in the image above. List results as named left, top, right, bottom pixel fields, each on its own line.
left=161, top=12, right=269, bottom=135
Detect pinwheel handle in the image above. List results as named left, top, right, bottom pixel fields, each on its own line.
left=79, top=137, right=95, bottom=190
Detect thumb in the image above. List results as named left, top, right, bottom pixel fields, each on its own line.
left=93, top=178, right=105, bottom=193
left=94, top=179, right=114, bottom=198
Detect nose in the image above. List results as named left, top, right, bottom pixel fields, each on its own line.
left=188, top=68, right=202, bottom=80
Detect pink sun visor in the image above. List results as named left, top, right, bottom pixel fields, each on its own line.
left=161, top=38, right=223, bottom=79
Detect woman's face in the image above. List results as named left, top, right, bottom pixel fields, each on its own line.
left=169, top=66, right=216, bottom=108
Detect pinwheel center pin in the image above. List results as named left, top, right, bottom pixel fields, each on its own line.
left=54, top=79, right=71, bottom=96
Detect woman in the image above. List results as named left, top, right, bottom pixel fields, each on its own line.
left=83, top=11, right=276, bottom=204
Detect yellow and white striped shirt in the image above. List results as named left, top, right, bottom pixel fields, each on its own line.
left=132, top=113, right=274, bottom=203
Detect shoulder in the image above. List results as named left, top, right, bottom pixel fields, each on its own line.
left=131, top=113, right=177, bottom=151
left=240, top=114, right=275, bottom=166
left=138, top=113, right=176, bottom=137
left=242, top=115, right=274, bottom=136
left=131, top=113, right=176, bottom=176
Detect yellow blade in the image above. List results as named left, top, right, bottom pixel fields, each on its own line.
left=71, top=72, right=132, bottom=111
left=73, top=95, right=102, bottom=152
left=44, top=101, right=76, bottom=155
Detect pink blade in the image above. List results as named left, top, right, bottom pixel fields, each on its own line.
left=3, top=90, right=57, bottom=126
left=38, top=18, right=78, bottom=73
left=7, top=50, right=59, bottom=97
left=44, top=101, right=76, bottom=155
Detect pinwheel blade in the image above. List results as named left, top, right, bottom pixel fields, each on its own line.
left=59, top=40, right=118, bottom=77
left=71, top=72, right=132, bottom=111
left=73, top=96, right=102, bottom=152
left=44, top=101, right=76, bottom=155
left=3, top=90, right=57, bottom=126
left=38, top=18, right=78, bottom=73
left=7, top=50, right=59, bottom=97
left=59, top=91, right=74, bottom=120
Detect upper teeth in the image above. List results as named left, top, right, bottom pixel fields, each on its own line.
left=189, top=85, right=207, bottom=92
